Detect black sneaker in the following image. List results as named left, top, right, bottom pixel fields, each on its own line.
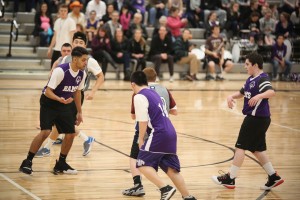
left=53, top=160, right=77, bottom=174
left=122, top=184, right=145, bottom=196
left=212, top=171, right=235, bottom=189
left=183, top=195, right=197, bottom=200
left=216, top=75, right=225, bottom=81
left=19, top=159, right=33, bottom=175
left=205, top=74, right=215, bottom=81
left=160, top=185, right=176, bottom=200
left=260, top=172, right=284, bottom=190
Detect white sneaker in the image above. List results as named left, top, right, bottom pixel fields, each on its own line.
left=169, top=76, right=174, bottom=82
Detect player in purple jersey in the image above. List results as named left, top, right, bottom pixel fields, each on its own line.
left=131, top=71, right=196, bottom=200
left=212, top=52, right=284, bottom=190
left=19, top=46, right=88, bottom=175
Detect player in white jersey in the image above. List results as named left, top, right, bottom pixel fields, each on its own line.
left=36, top=32, right=104, bottom=157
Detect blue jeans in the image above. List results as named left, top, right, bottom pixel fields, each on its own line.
left=149, top=7, right=168, bottom=26
left=272, top=59, right=292, bottom=77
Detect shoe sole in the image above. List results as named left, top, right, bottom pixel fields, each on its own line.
left=211, top=176, right=235, bottom=189
left=53, top=169, right=78, bottom=175
left=19, top=168, right=33, bottom=175
left=260, top=179, right=284, bottom=190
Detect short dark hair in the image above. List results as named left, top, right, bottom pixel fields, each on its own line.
left=246, top=52, right=263, bottom=69
left=276, top=34, right=284, bottom=40
left=61, top=43, right=72, bottom=49
left=73, top=31, right=87, bottom=44
left=130, top=71, right=148, bottom=86
left=71, top=46, right=89, bottom=57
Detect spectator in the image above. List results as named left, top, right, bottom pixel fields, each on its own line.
left=85, top=0, right=107, bottom=21
left=225, top=2, right=240, bottom=39
left=47, top=4, right=76, bottom=68
left=279, top=0, right=298, bottom=15
left=103, top=11, right=122, bottom=40
left=148, top=0, right=168, bottom=27
left=86, top=10, right=100, bottom=46
left=113, top=0, right=135, bottom=14
left=68, top=1, right=85, bottom=28
left=259, top=8, right=276, bottom=45
left=244, top=11, right=262, bottom=44
left=168, top=0, right=184, bottom=16
left=100, top=3, right=115, bottom=25
left=202, top=0, right=227, bottom=27
left=127, top=13, right=148, bottom=39
left=119, top=4, right=132, bottom=36
left=149, top=26, right=174, bottom=82
left=240, top=0, right=261, bottom=24
left=167, top=6, right=187, bottom=39
left=131, top=0, right=146, bottom=20
left=32, top=2, right=54, bottom=47
left=186, top=0, right=204, bottom=28
left=290, top=4, right=300, bottom=26
left=271, top=34, right=292, bottom=81
left=111, top=28, right=132, bottom=81
left=128, top=29, right=147, bottom=71
left=91, top=27, right=118, bottom=75
left=275, top=12, right=295, bottom=38
left=153, top=16, right=172, bottom=38
left=204, top=25, right=233, bottom=80
left=269, top=4, right=279, bottom=20
left=173, top=29, right=200, bottom=81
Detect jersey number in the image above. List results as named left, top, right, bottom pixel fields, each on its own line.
left=158, top=97, right=168, bottom=117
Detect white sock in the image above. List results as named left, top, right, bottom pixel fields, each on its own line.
left=78, top=131, right=89, bottom=142
left=57, top=134, right=64, bottom=140
left=263, top=162, right=276, bottom=176
left=229, top=165, right=240, bottom=179
left=44, top=138, right=55, bottom=150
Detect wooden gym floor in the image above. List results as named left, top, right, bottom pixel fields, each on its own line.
left=0, top=78, right=299, bottom=200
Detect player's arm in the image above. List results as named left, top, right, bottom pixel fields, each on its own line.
left=227, top=89, right=244, bottom=109
left=134, top=94, right=149, bottom=148
left=248, top=77, right=275, bottom=107
left=131, top=93, right=136, bottom=120
left=73, top=89, right=83, bottom=126
left=167, top=90, right=178, bottom=116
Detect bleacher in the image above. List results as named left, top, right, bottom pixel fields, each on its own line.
left=0, top=8, right=299, bottom=81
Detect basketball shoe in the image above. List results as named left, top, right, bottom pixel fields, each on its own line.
left=19, top=159, right=33, bottom=175
left=122, top=184, right=145, bottom=196
left=35, top=148, right=50, bottom=158
left=53, top=160, right=77, bottom=174
left=83, top=136, right=95, bottom=156
left=212, top=171, right=235, bottom=189
left=260, top=172, right=284, bottom=190
left=160, top=185, right=176, bottom=200
left=183, top=195, right=197, bottom=200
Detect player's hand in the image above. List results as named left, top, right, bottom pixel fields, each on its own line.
left=248, top=95, right=260, bottom=107
left=47, top=48, right=52, bottom=59
left=76, top=112, right=83, bottom=126
left=85, top=92, right=94, bottom=100
left=227, top=96, right=235, bottom=109
left=64, top=97, right=74, bottom=104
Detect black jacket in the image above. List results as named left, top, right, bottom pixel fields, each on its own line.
left=173, top=36, right=190, bottom=62
left=149, top=34, right=173, bottom=57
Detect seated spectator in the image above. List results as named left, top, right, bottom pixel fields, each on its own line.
left=103, top=11, right=122, bottom=40
left=167, top=6, right=187, bottom=40
left=225, top=2, right=240, bottom=39
left=290, top=4, right=300, bottom=27
left=202, top=0, right=227, bottom=27
left=128, top=29, right=147, bottom=71
left=279, top=0, right=297, bottom=15
left=239, top=0, right=261, bottom=24
left=168, top=0, right=184, bottom=16
left=148, top=0, right=168, bottom=27
left=86, top=10, right=100, bottom=46
left=271, top=34, right=292, bottom=81
left=111, top=28, right=132, bottom=81
left=204, top=25, right=233, bottom=80
left=85, top=0, right=107, bottom=21
left=173, top=29, right=200, bottom=81
left=259, top=8, right=276, bottom=45
left=153, top=16, right=172, bottom=38
left=185, top=0, right=204, bottom=28
left=204, top=11, right=221, bottom=39
left=119, top=4, right=132, bottom=36
left=275, top=12, right=295, bottom=38
left=131, top=0, right=146, bottom=20
left=113, top=0, right=134, bottom=13
left=127, top=13, right=148, bottom=39
left=68, top=1, right=85, bottom=28
left=76, top=23, right=85, bottom=33
left=91, top=27, right=118, bottom=75
left=269, top=4, right=279, bottom=20
left=244, top=11, right=262, bottom=44
left=100, top=3, right=115, bottom=25
left=148, top=26, right=174, bottom=82
left=32, top=2, right=53, bottom=47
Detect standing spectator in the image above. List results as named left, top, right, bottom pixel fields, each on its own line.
left=103, top=11, right=123, bottom=40
left=271, top=34, right=292, bottom=81
left=119, top=5, right=132, bottom=36
left=91, top=27, right=118, bottom=75
left=148, top=0, right=168, bottom=27
left=111, top=28, right=132, bottom=81
left=128, top=29, right=147, bottom=71
left=275, top=12, right=295, bottom=38
left=127, top=13, right=148, bottom=39
left=259, top=8, right=276, bottom=45
left=173, top=29, right=200, bottom=81
left=32, top=2, right=54, bottom=47
left=68, top=1, right=86, bottom=28
left=85, top=0, right=107, bottom=21
left=47, top=4, right=76, bottom=68
left=167, top=6, right=187, bottom=39
left=149, top=26, right=174, bottom=82
left=86, top=10, right=100, bottom=46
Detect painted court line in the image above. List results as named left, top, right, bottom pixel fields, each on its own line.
left=0, top=173, right=41, bottom=200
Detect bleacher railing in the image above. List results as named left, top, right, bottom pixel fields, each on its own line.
left=7, top=19, right=19, bottom=57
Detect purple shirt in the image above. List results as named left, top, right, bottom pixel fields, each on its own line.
left=271, top=43, right=287, bottom=60
left=138, top=88, right=177, bottom=154
left=240, top=73, right=273, bottom=117
left=43, top=63, right=84, bottom=99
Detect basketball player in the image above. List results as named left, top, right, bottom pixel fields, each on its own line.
left=19, top=46, right=88, bottom=175
left=211, top=52, right=284, bottom=190
left=122, top=67, right=178, bottom=197
left=130, top=71, right=197, bottom=200
left=36, top=32, right=104, bottom=157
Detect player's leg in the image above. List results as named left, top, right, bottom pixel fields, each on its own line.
left=36, top=125, right=60, bottom=157
left=75, top=128, right=95, bottom=156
